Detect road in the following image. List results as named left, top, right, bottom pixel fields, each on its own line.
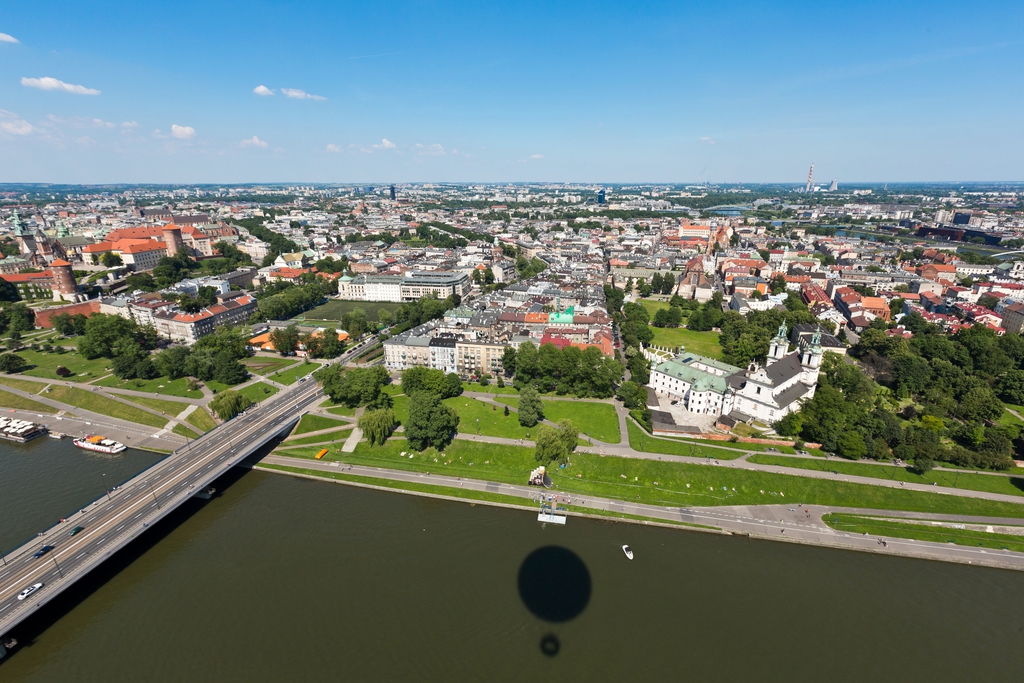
left=0, top=335, right=377, bottom=639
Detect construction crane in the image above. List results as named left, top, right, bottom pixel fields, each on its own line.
left=805, top=163, right=814, bottom=193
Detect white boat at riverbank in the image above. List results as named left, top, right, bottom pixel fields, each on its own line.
left=73, top=435, right=126, bottom=454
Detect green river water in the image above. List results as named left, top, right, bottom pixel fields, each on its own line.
left=1, top=438, right=1023, bottom=681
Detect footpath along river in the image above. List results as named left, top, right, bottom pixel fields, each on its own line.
left=1, top=439, right=1024, bottom=681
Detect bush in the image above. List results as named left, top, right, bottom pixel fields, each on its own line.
left=55, top=365, right=71, bottom=377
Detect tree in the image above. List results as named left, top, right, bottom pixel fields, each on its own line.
left=836, top=430, right=867, bottom=460
left=769, top=273, right=788, bottom=295
left=998, top=369, right=1024, bottom=405
left=616, top=380, right=647, bottom=409
left=153, top=346, right=191, bottom=380
left=518, top=386, right=544, bottom=427
left=534, top=420, right=578, bottom=464
left=101, top=251, right=123, bottom=268
left=978, top=295, right=1000, bottom=311
left=0, top=353, right=27, bottom=374
left=268, top=325, right=300, bottom=355
left=51, top=313, right=76, bottom=336
left=502, top=346, right=517, bottom=377
left=320, top=365, right=390, bottom=408
left=405, top=391, right=459, bottom=451
left=661, top=273, right=677, bottom=295
left=209, top=390, right=252, bottom=420
left=358, top=408, right=396, bottom=446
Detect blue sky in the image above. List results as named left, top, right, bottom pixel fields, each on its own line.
left=1, top=0, right=1022, bottom=183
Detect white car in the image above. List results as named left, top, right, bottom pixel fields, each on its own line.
left=17, top=582, right=43, bottom=601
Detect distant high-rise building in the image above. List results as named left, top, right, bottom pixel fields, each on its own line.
left=828, top=180, right=838, bottom=191
left=597, top=189, right=606, bottom=205
left=390, top=184, right=396, bottom=201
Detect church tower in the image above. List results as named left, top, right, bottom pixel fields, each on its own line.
left=767, top=322, right=788, bottom=365
left=800, top=327, right=825, bottom=387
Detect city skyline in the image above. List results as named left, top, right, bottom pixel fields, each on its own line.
left=1, top=0, right=1023, bottom=183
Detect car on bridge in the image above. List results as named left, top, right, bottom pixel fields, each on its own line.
left=69, top=526, right=84, bottom=536
left=33, top=545, right=54, bottom=559
left=16, top=583, right=43, bottom=601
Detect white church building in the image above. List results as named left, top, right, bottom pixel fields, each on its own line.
left=647, top=324, right=824, bottom=425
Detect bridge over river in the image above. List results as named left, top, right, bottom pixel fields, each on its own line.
left=0, top=362, right=331, bottom=641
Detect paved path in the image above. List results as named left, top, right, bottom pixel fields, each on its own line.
left=341, top=406, right=365, bottom=453
left=258, top=455, right=1024, bottom=571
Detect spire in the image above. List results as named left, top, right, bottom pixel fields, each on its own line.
left=810, top=325, right=822, bottom=350
left=11, top=210, right=24, bottom=237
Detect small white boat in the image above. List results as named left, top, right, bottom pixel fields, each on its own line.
left=48, top=431, right=65, bottom=440
left=622, top=545, right=633, bottom=560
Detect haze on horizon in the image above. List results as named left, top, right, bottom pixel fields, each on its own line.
left=0, top=0, right=1022, bottom=185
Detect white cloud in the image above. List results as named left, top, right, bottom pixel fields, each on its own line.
left=378, top=138, right=396, bottom=149
left=253, top=85, right=274, bottom=96
left=414, top=142, right=446, bottom=156
left=530, top=154, right=544, bottom=159
left=45, top=114, right=115, bottom=129
left=0, top=110, right=34, bottom=136
left=121, top=121, right=139, bottom=128
left=0, top=33, right=19, bottom=44
left=281, top=88, right=325, bottom=101
left=326, top=143, right=342, bottom=153
left=21, top=76, right=100, bottom=95
left=171, top=124, right=196, bottom=139
left=240, top=135, right=268, bottom=148
left=700, top=136, right=715, bottom=145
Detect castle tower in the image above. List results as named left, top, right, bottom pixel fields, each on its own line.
left=767, top=322, right=788, bottom=365
left=48, top=259, right=78, bottom=301
left=162, top=225, right=185, bottom=257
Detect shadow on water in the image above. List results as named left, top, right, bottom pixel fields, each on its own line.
left=1, top=437, right=285, bottom=664
left=518, top=546, right=591, bottom=657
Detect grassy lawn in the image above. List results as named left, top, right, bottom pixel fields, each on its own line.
left=259, top=460, right=714, bottom=528
left=320, top=398, right=356, bottom=417
left=172, top=423, right=200, bottom=439
left=0, top=388, right=56, bottom=413
left=747, top=454, right=1024, bottom=498
left=268, top=361, right=321, bottom=385
left=444, top=397, right=537, bottom=440
left=640, top=299, right=673, bottom=317
left=116, top=394, right=190, bottom=417
left=0, top=376, right=49, bottom=393
left=92, top=375, right=203, bottom=399
left=15, top=349, right=112, bottom=382
left=281, top=427, right=354, bottom=447
left=185, top=407, right=217, bottom=432
left=649, top=327, right=723, bottom=359
left=42, top=385, right=169, bottom=429
left=461, top=382, right=519, bottom=395
left=297, top=299, right=403, bottom=322
left=496, top=397, right=621, bottom=444
left=627, top=421, right=745, bottom=460
left=824, top=514, right=1024, bottom=553
left=999, top=405, right=1024, bottom=428
left=236, top=382, right=279, bottom=403
left=392, top=394, right=410, bottom=425
left=293, top=413, right=350, bottom=435
left=287, top=437, right=1024, bottom=518
left=258, top=462, right=536, bottom=508
left=244, top=356, right=299, bottom=376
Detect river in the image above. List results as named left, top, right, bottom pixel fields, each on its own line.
left=2, top=440, right=1023, bottom=681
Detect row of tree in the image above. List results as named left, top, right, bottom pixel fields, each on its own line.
left=502, top=341, right=623, bottom=398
